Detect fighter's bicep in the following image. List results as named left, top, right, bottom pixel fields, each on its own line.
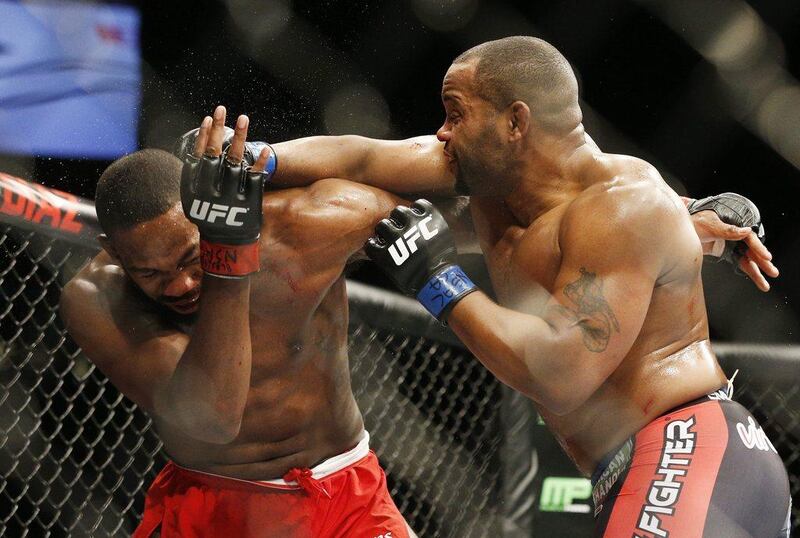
left=543, top=199, right=661, bottom=380
left=545, top=262, right=654, bottom=363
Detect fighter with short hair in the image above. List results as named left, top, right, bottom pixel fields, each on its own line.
left=61, top=108, right=416, bottom=537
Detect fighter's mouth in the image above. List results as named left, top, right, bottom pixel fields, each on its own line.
left=168, top=291, right=201, bottom=311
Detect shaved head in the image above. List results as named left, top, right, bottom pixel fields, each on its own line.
left=454, top=36, right=581, bottom=134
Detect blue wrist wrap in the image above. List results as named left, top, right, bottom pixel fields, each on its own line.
left=265, top=144, right=278, bottom=179
left=416, top=265, right=477, bottom=320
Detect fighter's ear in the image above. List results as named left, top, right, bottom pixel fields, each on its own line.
left=508, top=101, right=530, bottom=140
left=97, top=234, right=119, bottom=260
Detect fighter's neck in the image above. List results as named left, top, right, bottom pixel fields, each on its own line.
left=503, top=129, right=600, bottom=226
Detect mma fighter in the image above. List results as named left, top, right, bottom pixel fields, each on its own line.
left=60, top=107, right=416, bottom=538
left=260, top=37, right=790, bottom=537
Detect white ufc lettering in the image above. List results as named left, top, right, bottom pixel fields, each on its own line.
left=189, top=200, right=247, bottom=227
left=388, top=216, right=438, bottom=266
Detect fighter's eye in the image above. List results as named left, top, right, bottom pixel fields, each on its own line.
left=139, top=271, right=156, bottom=279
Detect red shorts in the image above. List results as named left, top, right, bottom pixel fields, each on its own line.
left=133, top=434, right=413, bottom=538
left=593, top=388, right=791, bottom=537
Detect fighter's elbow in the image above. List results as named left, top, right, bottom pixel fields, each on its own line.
left=162, top=396, right=244, bottom=445
left=542, top=391, right=588, bottom=417
left=197, top=418, right=242, bottom=445
left=525, top=375, right=592, bottom=417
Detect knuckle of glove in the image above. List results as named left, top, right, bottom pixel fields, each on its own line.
left=412, top=199, right=433, bottom=215
left=390, top=205, right=413, bottom=225
left=377, top=218, right=402, bottom=237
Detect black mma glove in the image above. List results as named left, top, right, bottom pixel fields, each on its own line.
left=174, top=126, right=277, bottom=179
left=180, top=149, right=266, bottom=278
left=687, top=192, right=765, bottom=266
left=365, top=199, right=478, bottom=322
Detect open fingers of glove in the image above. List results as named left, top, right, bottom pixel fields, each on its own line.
left=375, top=218, right=402, bottom=243
left=412, top=199, right=433, bottom=215
left=192, top=117, right=212, bottom=159
left=741, top=229, right=772, bottom=263
left=205, top=105, right=227, bottom=157
left=245, top=168, right=265, bottom=195
left=739, top=255, right=770, bottom=292
left=226, top=115, right=249, bottom=165
left=743, top=240, right=779, bottom=278
left=390, top=205, right=415, bottom=227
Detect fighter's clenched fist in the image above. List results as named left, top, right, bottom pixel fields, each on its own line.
left=366, top=199, right=477, bottom=322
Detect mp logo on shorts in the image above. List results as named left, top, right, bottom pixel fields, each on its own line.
left=636, top=416, right=697, bottom=538
left=388, top=216, right=438, bottom=266
left=189, top=200, right=248, bottom=227
left=737, top=416, right=777, bottom=453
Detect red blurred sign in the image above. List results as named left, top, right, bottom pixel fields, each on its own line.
left=0, top=172, right=83, bottom=234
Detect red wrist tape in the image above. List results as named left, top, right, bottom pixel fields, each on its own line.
left=200, top=240, right=260, bottom=277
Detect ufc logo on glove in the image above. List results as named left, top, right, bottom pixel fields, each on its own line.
left=189, top=200, right=248, bottom=227
left=366, top=200, right=477, bottom=322
left=388, top=216, right=439, bottom=266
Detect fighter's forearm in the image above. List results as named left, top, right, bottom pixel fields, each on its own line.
left=159, top=278, right=252, bottom=444
left=272, top=134, right=456, bottom=195
left=272, top=135, right=374, bottom=187
left=448, top=292, right=590, bottom=415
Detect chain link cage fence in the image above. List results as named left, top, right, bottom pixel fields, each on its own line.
left=0, top=174, right=798, bottom=536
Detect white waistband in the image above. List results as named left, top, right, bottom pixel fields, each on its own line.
left=171, top=430, right=370, bottom=487
left=261, top=430, right=370, bottom=486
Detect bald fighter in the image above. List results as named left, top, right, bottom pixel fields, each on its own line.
left=60, top=107, right=416, bottom=538
left=257, top=37, right=789, bottom=537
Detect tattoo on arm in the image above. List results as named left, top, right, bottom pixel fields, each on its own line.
left=549, top=267, right=620, bottom=352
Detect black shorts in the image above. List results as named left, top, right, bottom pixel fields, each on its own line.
left=592, top=387, right=791, bottom=537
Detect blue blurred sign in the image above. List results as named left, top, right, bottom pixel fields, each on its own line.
left=0, top=1, right=140, bottom=159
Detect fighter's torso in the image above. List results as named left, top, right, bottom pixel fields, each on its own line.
left=150, top=194, right=363, bottom=480
left=469, top=158, right=727, bottom=474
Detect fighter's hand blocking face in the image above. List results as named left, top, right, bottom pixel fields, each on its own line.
left=685, top=192, right=778, bottom=291
left=366, top=199, right=478, bottom=322
left=180, top=106, right=272, bottom=278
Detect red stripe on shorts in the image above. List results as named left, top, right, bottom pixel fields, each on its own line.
left=603, top=401, right=728, bottom=537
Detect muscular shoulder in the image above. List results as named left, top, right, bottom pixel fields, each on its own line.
left=62, top=254, right=125, bottom=316
left=561, top=167, right=692, bottom=272
left=61, top=253, right=159, bottom=348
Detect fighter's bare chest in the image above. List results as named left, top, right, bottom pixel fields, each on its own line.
left=474, top=204, right=567, bottom=312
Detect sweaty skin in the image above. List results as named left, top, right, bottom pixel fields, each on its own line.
left=265, top=61, right=776, bottom=475
left=61, top=153, right=402, bottom=478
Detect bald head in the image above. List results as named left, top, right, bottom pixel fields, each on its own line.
left=454, top=36, right=581, bottom=134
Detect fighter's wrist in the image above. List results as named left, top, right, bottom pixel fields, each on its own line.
left=199, top=239, right=260, bottom=278
left=416, top=264, right=478, bottom=323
